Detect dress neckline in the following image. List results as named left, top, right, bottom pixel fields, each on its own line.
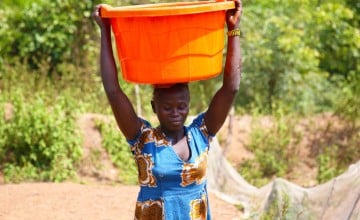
left=156, top=126, right=192, bottom=162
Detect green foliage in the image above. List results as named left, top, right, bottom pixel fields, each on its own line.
left=260, top=193, right=290, bottom=220
left=0, top=93, right=83, bottom=183
left=0, top=0, right=359, bottom=187
left=344, top=0, right=360, bottom=26
left=0, top=58, right=112, bottom=115
left=1, top=0, right=102, bottom=74
left=315, top=72, right=360, bottom=183
left=249, top=188, right=308, bottom=219
left=123, top=83, right=154, bottom=119
left=0, top=100, right=6, bottom=162
left=307, top=3, right=360, bottom=77
left=238, top=0, right=359, bottom=114
left=316, top=146, right=344, bottom=184
left=334, top=72, right=360, bottom=121
left=240, top=1, right=320, bottom=113
left=189, top=76, right=222, bottom=114
left=315, top=120, right=359, bottom=184
left=239, top=113, right=302, bottom=187
left=96, top=119, right=137, bottom=184
left=0, top=0, right=34, bottom=8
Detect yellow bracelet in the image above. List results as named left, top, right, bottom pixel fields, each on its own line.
left=227, top=29, right=241, bottom=37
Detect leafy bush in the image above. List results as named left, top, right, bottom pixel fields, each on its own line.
left=308, top=3, right=360, bottom=78
left=239, top=113, right=302, bottom=187
left=238, top=1, right=359, bottom=114
left=315, top=125, right=359, bottom=184
left=0, top=93, right=83, bottom=182
left=1, top=0, right=102, bottom=74
left=316, top=72, right=360, bottom=183
left=260, top=193, right=291, bottom=220
left=316, top=145, right=344, bottom=184
left=0, top=58, right=112, bottom=115
left=96, top=119, right=137, bottom=184
left=0, top=98, right=6, bottom=162
left=334, top=71, right=360, bottom=121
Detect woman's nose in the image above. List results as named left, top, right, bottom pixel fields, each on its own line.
left=170, top=108, right=179, bottom=116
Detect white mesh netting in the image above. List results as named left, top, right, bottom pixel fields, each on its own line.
left=207, top=138, right=360, bottom=220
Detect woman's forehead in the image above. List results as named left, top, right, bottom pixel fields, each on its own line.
left=156, top=88, right=189, bottom=99
left=153, top=84, right=189, bottom=99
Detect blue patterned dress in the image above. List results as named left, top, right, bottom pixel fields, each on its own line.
left=127, top=113, right=213, bottom=220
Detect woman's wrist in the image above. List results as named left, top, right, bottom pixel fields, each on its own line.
left=227, top=29, right=241, bottom=37
left=227, top=25, right=240, bottom=31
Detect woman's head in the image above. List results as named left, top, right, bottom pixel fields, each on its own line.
left=151, top=83, right=190, bottom=133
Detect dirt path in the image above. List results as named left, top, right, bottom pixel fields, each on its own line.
left=0, top=182, right=242, bottom=220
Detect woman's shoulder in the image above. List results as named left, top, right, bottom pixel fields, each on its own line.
left=187, top=112, right=214, bottom=139
left=127, top=117, right=153, bottom=145
left=187, top=112, right=205, bottom=128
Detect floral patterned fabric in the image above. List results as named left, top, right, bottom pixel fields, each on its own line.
left=127, top=113, right=213, bottom=220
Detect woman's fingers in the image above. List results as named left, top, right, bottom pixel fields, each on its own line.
left=226, top=0, right=242, bottom=28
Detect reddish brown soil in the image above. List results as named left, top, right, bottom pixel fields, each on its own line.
left=0, top=182, right=242, bottom=220
left=1, top=112, right=351, bottom=219
left=0, top=113, right=243, bottom=219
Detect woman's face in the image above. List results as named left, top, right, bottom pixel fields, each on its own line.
left=152, top=84, right=190, bottom=133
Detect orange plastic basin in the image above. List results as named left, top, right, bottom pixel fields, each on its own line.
left=101, top=1, right=235, bottom=84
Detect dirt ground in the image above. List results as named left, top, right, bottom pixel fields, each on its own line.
left=0, top=113, right=243, bottom=220
left=0, top=112, right=348, bottom=219
left=0, top=182, right=242, bottom=220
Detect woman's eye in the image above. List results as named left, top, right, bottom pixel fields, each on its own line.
left=178, top=104, right=187, bottom=110
left=163, top=106, right=171, bottom=111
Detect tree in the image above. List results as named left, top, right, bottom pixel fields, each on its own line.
left=1, top=0, right=103, bottom=74
left=237, top=0, right=359, bottom=114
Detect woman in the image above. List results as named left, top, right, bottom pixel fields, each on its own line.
left=92, top=0, right=242, bottom=218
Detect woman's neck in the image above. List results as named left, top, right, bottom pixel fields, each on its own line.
left=161, top=127, right=185, bottom=145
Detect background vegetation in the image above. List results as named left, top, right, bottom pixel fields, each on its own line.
left=0, top=0, right=359, bottom=190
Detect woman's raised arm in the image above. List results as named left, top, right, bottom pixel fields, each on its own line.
left=93, top=5, right=141, bottom=140
left=204, top=0, right=242, bottom=135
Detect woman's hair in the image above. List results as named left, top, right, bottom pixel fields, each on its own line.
left=152, top=83, right=189, bottom=100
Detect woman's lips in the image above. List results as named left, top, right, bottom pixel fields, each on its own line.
left=169, top=119, right=182, bottom=125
